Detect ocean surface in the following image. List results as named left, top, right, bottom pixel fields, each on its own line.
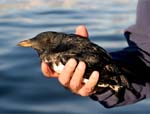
left=0, top=0, right=150, bottom=114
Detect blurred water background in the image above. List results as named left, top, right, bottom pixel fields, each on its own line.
left=0, top=0, right=150, bottom=114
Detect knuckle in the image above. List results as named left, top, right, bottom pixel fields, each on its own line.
left=70, top=81, right=80, bottom=91
left=76, top=61, right=86, bottom=71
left=79, top=91, right=89, bottom=97
left=84, top=87, right=92, bottom=93
left=78, top=86, right=93, bottom=97
left=66, top=59, right=77, bottom=69
left=61, top=81, right=69, bottom=87
left=58, top=78, right=69, bottom=87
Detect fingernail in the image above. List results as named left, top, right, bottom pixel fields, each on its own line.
left=66, top=58, right=77, bottom=67
left=78, top=61, right=86, bottom=70
left=92, top=71, right=99, bottom=79
left=68, top=58, right=76, bottom=63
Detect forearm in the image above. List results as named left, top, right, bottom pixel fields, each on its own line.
left=91, top=47, right=150, bottom=108
left=90, top=82, right=150, bottom=108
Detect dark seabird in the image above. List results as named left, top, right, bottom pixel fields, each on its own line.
left=17, top=31, right=137, bottom=102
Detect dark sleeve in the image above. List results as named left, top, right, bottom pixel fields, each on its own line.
left=90, top=32, right=150, bottom=108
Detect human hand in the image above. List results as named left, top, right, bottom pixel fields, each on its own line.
left=41, top=25, right=99, bottom=96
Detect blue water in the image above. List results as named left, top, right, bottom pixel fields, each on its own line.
left=0, top=0, right=150, bottom=114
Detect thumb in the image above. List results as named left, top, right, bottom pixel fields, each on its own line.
left=75, top=25, right=89, bottom=38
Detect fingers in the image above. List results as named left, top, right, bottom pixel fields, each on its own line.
left=58, top=58, right=77, bottom=86
left=69, top=61, right=86, bottom=92
left=78, top=71, right=99, bottom=96
left=59, top=58, right=99, bottom=96
left=75, top=25, right=88, bottom=38
left=42, top=58, right=99, bottom=97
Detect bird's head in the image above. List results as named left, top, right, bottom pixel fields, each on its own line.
left=17, top=31, right=63, bottom=55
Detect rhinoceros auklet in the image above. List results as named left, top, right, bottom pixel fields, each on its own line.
left=17, top=31, right=136, bottom=101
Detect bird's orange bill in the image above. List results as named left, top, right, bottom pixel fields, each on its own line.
left=17, top=40, right=32, bottom=47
